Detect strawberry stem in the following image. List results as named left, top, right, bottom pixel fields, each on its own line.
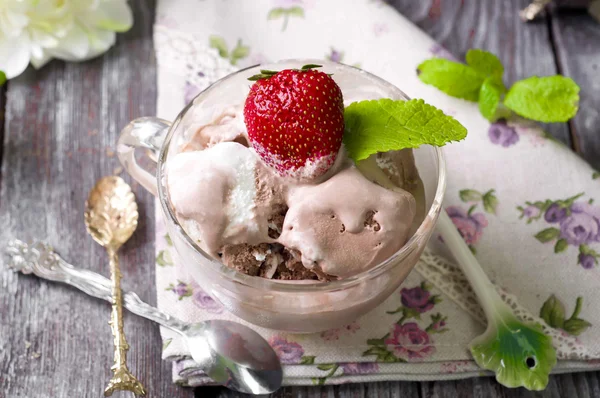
left=247, top=64, right=324, bottom=81
left=301, top=64, right=322, bottom=70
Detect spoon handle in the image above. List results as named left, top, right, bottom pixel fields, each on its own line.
left=5, top=239, right=188, bottom=332
left=437, top=212, right=501, bottom=320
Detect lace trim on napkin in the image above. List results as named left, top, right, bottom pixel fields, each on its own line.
left=417, top=249, right=594, bottom=360
left=154, top=25, right=237, bottom=94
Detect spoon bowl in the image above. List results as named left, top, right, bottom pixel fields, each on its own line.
left=183, top=319, right=283, bottom=394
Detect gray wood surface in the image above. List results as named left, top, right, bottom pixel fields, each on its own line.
left=1, top=0, right=599, bottom=397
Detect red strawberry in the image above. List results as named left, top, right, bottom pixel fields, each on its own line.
left=243, top=65, right=344, bottom=179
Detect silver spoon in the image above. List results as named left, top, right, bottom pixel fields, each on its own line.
left=5, top=239, right=283, bottom=395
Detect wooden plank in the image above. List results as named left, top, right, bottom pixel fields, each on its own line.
left=388, top=0, right=572, bottom=146
left=0, top=1, right=187, bottom=397
left=550, top=11, right=600, bottom=169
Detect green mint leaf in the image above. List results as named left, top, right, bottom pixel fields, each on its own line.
left=343, top=98, right=468, bottom=162
left=0, top=71, right=5, bottom=86
left=504, top=76, right=580, bottom=123
left=208, top=35, right=229, bottom=58
left=417, top=58, right=485, bottom=101
left=554, top=239, right=568, bottom=253
left=466, top=49, right=504, bottom=77
left=535, top=227, right=560, bottom=243
left=478, top=76, right=505, bottom=121
left=460, top=189, right=483, bottom=202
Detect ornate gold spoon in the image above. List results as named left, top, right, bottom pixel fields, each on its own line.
left=84, top=176, right=146, bottom=396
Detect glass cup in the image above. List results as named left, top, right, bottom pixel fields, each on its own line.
left=118, top=59, right=446, bottom=333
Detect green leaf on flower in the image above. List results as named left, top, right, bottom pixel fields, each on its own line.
left=164, top=233, right=173, bottom=246
left=466, top=49, right=504, bottom=77
left=467, top=204, right=477, bottom=216
left=366, top=338, right=386, bottom=346
left=286, top=6, right=305, bottom=17
left=267, top=7, right=286, bottom=19
left=317, top=363, right=337, bottom=371
left=230, top=40, right=250, bottom=65
left=535, top=228, right=560, bottom=243
left=300, top=355, right=316, bottom=365
left=504, top=76, right=580, bottom=123
left=554, top=239, right=568, bottom=253
left=540, top=295, right=565, bottom=328
left=563, top=318, right=592, bottom=336
left=417, top=58, right=486, bottom=101
left=482, top=189, right=499, bottom=214
left=579, top=244, right=600, bottom=257
left=343, top=98, right=468, bottom=162
left=593, top=171, right=600, bottom=180
left=478, top=76, right=505, bottom=121
left=157, top=250, right=174, bottom=266
left=362, top=346, right=402, bottom=363
left=460, top=189, right=483, bottom=202
left=209, top=35, right=229, bottom=58
left=162, top=338, right=173, bottom=351
left=0, top=71, right=6, bottom=86
left=469, top=314, right=556, bottom=390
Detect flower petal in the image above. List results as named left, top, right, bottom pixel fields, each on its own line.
left=49, top=24, right=90, bottom=60
left=30, top=49, right=53, bottom=69
left=95, top=0, right=133, bottom=32
left=84, top=28, right=116, bottom=59
left=0, top=32, right=31, bottom=79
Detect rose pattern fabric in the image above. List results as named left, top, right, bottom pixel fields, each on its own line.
left=340, top=362, right=379, bottom=375
left=488, top=120, right=519, bottom=147
left=400, top=286, right=434, bottom=313
left=269, top=336, right=305, bottom=364
left=384, top=323, right=436, bottom=361
left=518, top=194, right=600, bottom=268
left=446, top=206, right=488, bottom=247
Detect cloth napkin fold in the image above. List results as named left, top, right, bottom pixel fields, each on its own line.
left=153, top=0, right=600, bottom=386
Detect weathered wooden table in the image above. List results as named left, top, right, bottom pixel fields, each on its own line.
left=1, top=1, right=599, bottom=397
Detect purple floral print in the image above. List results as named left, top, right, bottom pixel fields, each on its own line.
left=488, top=120, right=519, bottom=147
left=184, top=82, right=202, bottom=105
left=327, top=48, right=343, bottom=63
left=545, top=203, right=568, bottom=223
left=166, top=281, right=193, bottom=300
left=446, top=206, right=488, bottom=245
left=269, top=336, right=304, bottom=364
left=579, top=253, right=596, bottom=269
left=519, top=193, right=600, bottom=268
left=523, top=205, right=541, bottom=219
left=340, top=362, right=379, bottom=375
left=384, top=322, right=436, bottom=361
left=191, top=282, right=224, bottom=314
left=559, top=212, right=599, bottom=246
left=400, top=286, right=434, bottom=313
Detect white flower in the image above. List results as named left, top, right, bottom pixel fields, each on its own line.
left=0, top=0, right=133, bottom=79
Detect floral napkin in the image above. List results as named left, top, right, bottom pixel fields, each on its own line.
left=152, top=0, right=600, bottom=387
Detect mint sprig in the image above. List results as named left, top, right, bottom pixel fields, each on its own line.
left=343, top=98, right=467, bottom=162
left=417, top=49, right=580, bottom=123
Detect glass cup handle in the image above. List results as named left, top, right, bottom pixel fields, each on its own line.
left=117, top=117, right=171, bottom=196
